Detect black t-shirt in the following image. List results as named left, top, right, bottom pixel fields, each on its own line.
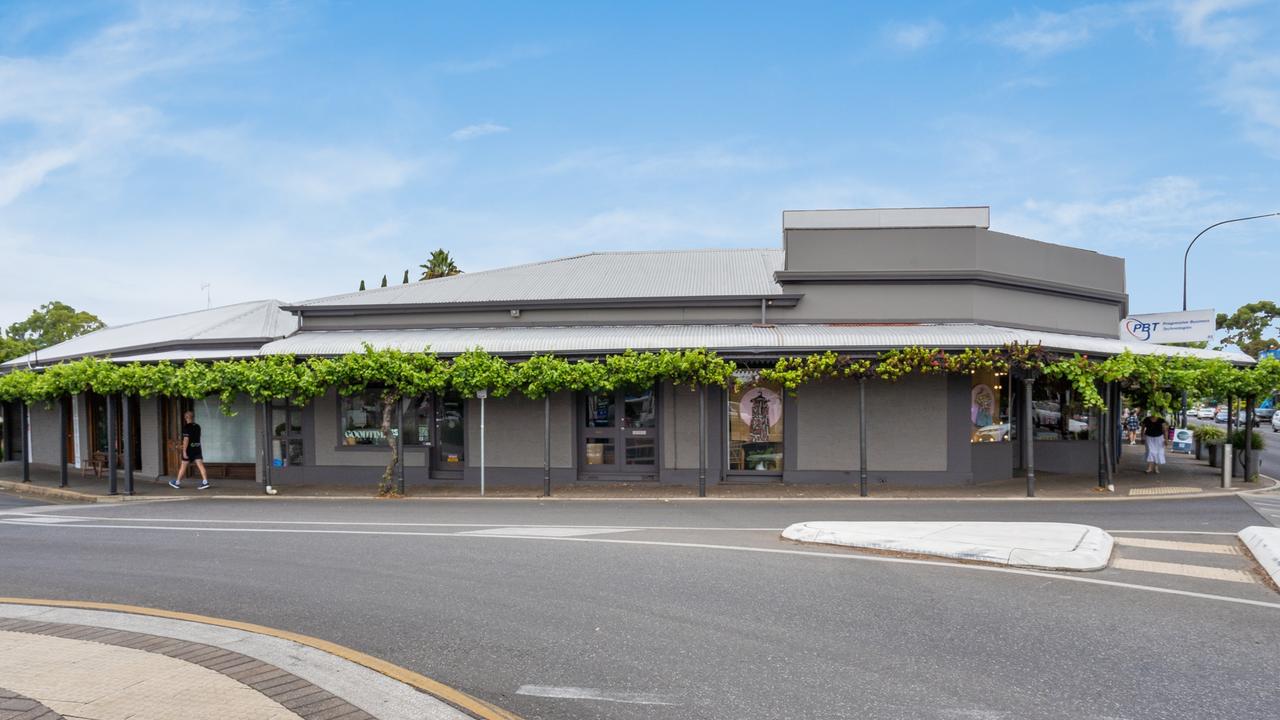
left=1141, top=417, right=1166, bottom=437
left=182, top=422, right=202, bottom=445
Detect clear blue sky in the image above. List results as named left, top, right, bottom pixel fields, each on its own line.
left=1, top=0, right=1277, bottom=327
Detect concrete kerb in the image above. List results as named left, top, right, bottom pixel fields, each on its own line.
left=0, top=598, right=521, bottom=720
left=1239, top=526, right=1280, bottom=589
left=5, top=476, right=1277, bottom=504
left=782, top=521, right=1115, bottom=571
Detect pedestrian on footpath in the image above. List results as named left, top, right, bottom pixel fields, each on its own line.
left=1125, top=409, right=1140, bottom=445
left=169, top=410, right=210, bottom=490
left=1141, top=412, right=1168, bottom=474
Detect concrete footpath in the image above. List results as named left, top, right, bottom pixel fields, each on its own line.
left=782, top=521, right=1115, bottom=571
left=0, top=601, right=514, bottom=720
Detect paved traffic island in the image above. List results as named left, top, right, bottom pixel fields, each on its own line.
left=1240, top=526, right=1280, bottom=588
left=0, top=600, right=512, bottom=720
left=782, top=521, right=1115, bottom=571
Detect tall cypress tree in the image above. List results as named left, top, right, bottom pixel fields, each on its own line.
left=402, top=269, right=409, bottom=284
left=359, top=280, right=366, bottom=291
left=380, top=275, right=388, bottom=287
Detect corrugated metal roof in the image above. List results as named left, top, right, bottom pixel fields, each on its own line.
left=1, top=300, right=298, bottom=369
left=295, top=249, right=786, bottom=307
left=257, top=324, right=1254, bottom=365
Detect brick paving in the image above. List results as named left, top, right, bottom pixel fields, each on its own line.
left=0, top=688, right=63, bottom=720
left=0, top=619, right=376, bottom=720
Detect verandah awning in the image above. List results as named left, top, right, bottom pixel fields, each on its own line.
left=257, top=323, right=1255, bottom=365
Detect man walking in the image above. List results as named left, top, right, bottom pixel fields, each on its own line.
left=169, top=410, right=210, bottom=490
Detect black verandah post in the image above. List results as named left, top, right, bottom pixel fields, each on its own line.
left=59, top=398, right=69, bottom=488
left=396, top=397, right=406, bottom=496
left=123, top=396, right=134, bottom=495
left=21, top=402, right=30, bottom=483
left=858, top=376, right=868, bottom=497
left=1244, top=396, right=1255, bottom=482
left=106, top=394, right=118, bottom=495
left=1023, top=375, right=1036, bottom=498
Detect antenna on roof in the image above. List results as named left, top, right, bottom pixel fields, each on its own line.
left=200, top=283, right=212, bottom=309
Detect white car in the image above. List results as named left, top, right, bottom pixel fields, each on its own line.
left=1197, top=406, right=1215, bottom=420
left=1273, top=412, right=1280, bottom=433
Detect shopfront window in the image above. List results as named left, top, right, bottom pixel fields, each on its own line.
left=194, top=396, right=257, bottom=463
left=1032, top=378, right=1095, bottom=441
left=970, top=369, right=1011, bottom=443
left=339, top=390, right=429, bottom=447
left=272, top=401, right=304, bottom=467
left=728, top=382, right=784, bottom=472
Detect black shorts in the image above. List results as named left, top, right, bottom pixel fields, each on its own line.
left=184, top=446, right=203, bottom=461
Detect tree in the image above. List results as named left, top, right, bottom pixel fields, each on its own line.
left=380, top=274, right=388, bottom=288
left=1, top=301, right=105, bottom=363
left=401, top=269, right=409, bottom=284
left=419, top=249, right=462, bottom=280
left=359, top=280, right=366, bottom=291
left=1216, top=300, right=1280, bottom=358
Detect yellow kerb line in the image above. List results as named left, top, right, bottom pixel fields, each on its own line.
left=0, top=597, right=522, bottom=720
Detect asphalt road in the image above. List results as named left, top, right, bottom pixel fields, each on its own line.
left=1, top=495, right=1278, bottom=720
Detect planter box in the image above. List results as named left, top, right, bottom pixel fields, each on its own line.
left=1194, top=438, right=1202, bottom=460
left=1234, top=450, right=1262, bottom=481
left=1207, top=444, right=1221, bottom=468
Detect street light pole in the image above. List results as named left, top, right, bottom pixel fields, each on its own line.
left=1182, top=212, right=1280, bottom=312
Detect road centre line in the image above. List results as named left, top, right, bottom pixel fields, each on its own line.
left=5, top=520, right=1280, bottom=611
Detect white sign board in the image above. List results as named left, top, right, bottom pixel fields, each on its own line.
left=1120, top=309, right=1215, bottom=344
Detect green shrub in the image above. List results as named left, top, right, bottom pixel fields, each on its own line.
left=1226, top=428, right=1266, bottom=450
left=1193, top=425, right=1225, bottom=443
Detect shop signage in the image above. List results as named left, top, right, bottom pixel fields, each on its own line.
left=1171, top=428, right=1194, bottom=454
left=1119, top=309, right=1215, bottom=344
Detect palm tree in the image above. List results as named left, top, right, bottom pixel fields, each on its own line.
left=419, top=249, right=462, bottom=280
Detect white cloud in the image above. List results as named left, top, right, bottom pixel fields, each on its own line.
left=884, top=19, right=944, bottom=51
left=1170, top=0, right=1280, bottom=155
left=434, top=45, right=548, bottom=74
left=450, top=123, right=511, bottom=141
left=543, top=143, right=780, bottom=178
left=990, top=4, right=1136, bottom=55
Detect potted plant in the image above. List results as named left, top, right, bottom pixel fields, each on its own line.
left=1228, top=429, right=1265, bottom=481
left=1193, top=425, right=1225, bottom=461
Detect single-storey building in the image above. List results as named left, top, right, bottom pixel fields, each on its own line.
left=1, top=207, right=1252, bottom=492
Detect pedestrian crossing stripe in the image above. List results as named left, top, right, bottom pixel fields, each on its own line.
left=1113, top=537, right=1240, bottom=555
left=1111, top=558, right=1258, bottom=584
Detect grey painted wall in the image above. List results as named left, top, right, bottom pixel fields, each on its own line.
left=28, top=402, right=60, bottom=466
left=793, top=375, right=947, bottom=472
left=464, top=391, right=573, bottom=469
left=139, top=396, right=163, bottom=478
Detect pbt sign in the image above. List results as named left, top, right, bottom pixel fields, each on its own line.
left=1120, top=309, right=1215, bottom=344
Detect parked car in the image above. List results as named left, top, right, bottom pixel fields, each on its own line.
left=1215, top=407, right=1229, bottom=423
left=1273, top=412, right=1280, bottom=433
left=1197, top=406, right=1215, bottom=419
left=1254, top=406, right=1275, bottom=423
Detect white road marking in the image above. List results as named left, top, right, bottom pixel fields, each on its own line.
left=1106, top=530, right=1238, bottom=536
left=1128, top=487, right=1202, bottom=496
left=1113, top=537, right=1240, bottom=554
left=0, top=516, right=84, bottom=524
left=459, top=527, right=635, bottom=538
left=1111, top=558, right=1258, bottom=584
left=0, top=513, right=779, bottom=531
left=515, top=685, right=679, bottom=705
left=3, top=520, right=1280, bottom=610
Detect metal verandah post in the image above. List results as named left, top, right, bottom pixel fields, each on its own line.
left=698, top=385, right=707, bottom=498
left=397, top=397, right=406, bottom=496
left=1244, top=396, right=1255, bottom=482
left=59, top=398, right=69, bottom=488
left=1023, top=376, right=1035, bottom=498
left=1097, top=386, right=1107, bottom=490
left=123, top=395, right=134, bottom=496
left=859, top=376, right=868, bottom=498
left=20, top=402, right=30, bottom=483
left=106, top=394, right=118, bottom=495
left=543, top=394, right=551, bottom=497
left=262, top=402, right=273, bottom=494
